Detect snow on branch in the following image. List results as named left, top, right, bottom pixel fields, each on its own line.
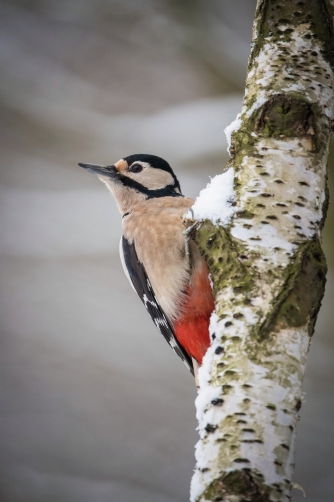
left=189, top=168, right=238, bottom=226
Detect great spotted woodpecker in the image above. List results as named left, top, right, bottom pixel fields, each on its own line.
left=79, top=154, right=214, bottom=384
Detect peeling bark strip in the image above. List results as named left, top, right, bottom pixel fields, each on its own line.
left=190, top=1, right=334, bottom=501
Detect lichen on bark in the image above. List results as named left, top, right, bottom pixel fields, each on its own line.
left=190, top=1, right=334, bottom=501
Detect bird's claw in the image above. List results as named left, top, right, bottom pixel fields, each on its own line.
left=183, top=219, right=200, bottom=256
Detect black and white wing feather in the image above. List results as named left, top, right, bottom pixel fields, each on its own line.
left=121, top=236, right=194, bottom=375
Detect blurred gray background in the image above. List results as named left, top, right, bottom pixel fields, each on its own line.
left=0, top=1, right=333, bottom=501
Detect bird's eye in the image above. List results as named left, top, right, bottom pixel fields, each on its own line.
left=129, top=163, right=143, bottom=173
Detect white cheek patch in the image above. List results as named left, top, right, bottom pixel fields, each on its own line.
left=127, top=166, right=174, bottom=190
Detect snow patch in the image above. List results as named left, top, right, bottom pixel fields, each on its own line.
left=195, top=313, right=222, bottom=423
left=244, top=94, right=268, bottom=118
left=188, top=168, right=238, bottom=226
left=224, top=113, right=241, bottom=152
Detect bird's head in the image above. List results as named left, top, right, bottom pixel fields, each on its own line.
left=79, top=154, right=182, bottom=214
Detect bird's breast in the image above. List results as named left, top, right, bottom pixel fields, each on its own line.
left=122, top=197, right=195, bottom=321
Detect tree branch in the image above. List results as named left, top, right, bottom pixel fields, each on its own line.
left=189, top=1, right=334, bottom=501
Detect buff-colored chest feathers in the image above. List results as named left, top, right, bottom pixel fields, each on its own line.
left=123, top=197, right=195, bottom=321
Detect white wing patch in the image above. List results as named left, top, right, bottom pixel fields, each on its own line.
left=143, top=291, right=177, bottom=349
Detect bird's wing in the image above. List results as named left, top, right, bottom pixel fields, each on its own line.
left=121, top=236, right=194, bottom=376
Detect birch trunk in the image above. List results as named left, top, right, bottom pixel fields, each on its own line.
left=189, top=1, right=334, bottom=501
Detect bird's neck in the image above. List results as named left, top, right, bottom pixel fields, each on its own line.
left=102, top=179, right=147, bottom=215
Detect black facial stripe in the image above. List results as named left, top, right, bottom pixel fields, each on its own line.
left=118, top=174, right=183, bottom=198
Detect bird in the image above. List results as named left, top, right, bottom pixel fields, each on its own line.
left=78, top=154, right=214, bottom=385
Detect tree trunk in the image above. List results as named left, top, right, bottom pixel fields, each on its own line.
left=189, top=1, right=334, bottom=501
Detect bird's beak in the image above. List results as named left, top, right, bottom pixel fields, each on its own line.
left=78, top=163, right=118, bottom=178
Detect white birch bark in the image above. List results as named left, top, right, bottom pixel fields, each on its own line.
left=188, top=1, right=334, bottom=501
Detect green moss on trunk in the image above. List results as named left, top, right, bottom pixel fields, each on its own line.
left=193, top=220, right=257, bottom=316
left=202, top=469, right=280, bottom=502
left=257, top=238, right=327, bottom=340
